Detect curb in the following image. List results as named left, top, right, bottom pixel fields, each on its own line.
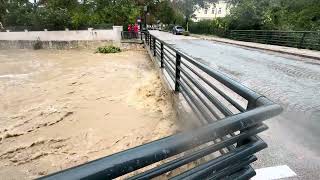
left=194, top=35, right=320, bottom=61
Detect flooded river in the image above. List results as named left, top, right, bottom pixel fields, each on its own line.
left=0, top=49, right=177, bottom=179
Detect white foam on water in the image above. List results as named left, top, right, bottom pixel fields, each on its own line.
left=0, top=73, right=30, bottom=79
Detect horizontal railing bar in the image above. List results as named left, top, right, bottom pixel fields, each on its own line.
left=232, top=32, right=304, bottom=36
left=170, top=137, right=266, bottom=180
left=232, top=34, right=304, bottom=39
left=230, top=30, right=320, bottom=51
left=163, top=50, right=176, bottom=59
left=179, top=87, right=209, bottom=125
left=179, top=72, right=238, bottom=142
left=164, top=68, right=175, bottom=83
left=163, top=61, right=176, bottom=80
left=178, top=66, right=233, bottom=117
left=180, top=60, right=245, bottom=112
left=178, top=79, right=235, bottom=153
left=207, top=156, right=257, bottom=180
left=164, top=58, right=176, bottom=73
left=156, top=49, right=161, bottom=56
left=178, top=80, right=235, bottom=154
left=228, top=166, right=256, bottom=180
left=178, top=79, right=215, bottom=123
left=164, top=49, right=176, bottom=58
left=231, top=30, right=320, bottom=33
left=163, top=53, right=176, bottom=66
left=179, top=75, right=221, bottom=120
left=129, top=124, right=267, bottom=180
left=234, top=37, right=302, bottom=44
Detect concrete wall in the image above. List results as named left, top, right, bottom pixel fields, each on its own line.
left=0, top=26, right=126, bottom=49
left=0, top=29, right=114, bottom=41
left=0, top=40, right=113, bottom=50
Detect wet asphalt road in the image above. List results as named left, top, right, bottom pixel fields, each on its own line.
left=150, top=31, right=320, bottom=179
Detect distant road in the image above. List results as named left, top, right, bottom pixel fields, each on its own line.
left=150, top=30, right=320, bottom=179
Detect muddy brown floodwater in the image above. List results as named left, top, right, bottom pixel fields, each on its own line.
left=0, top=49, right=178, bottom=179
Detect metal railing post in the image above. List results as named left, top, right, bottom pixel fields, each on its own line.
left=153, top=38, right=156, bottom=56
left=237, top=101, right=256, bottom=147
left=175, top=53, right=181, bottom=92
left=149, top=35, right=152, bottom=49
left=160, top=43, right=164, bottom=68
left=299, top=32, right=306, bottom=49
left=147, top=34, right=149, bottom=45
left=318, top=33, right=320, bottom=50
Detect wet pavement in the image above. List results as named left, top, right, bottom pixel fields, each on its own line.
left=150, top=30, right=320, bottom=179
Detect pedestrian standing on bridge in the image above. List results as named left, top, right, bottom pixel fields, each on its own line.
left=127, top=24, right=132, bottom=39
left=134, top=23, right=139, bottom=39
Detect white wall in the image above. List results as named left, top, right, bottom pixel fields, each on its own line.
left=0, top=29, right=116, bottom=41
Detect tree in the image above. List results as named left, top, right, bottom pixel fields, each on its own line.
left=0, top=0, right=6, bottom=23
left=155, top=0, right=175, bottom=24
left=2, top=0, right=34, bottom=29
left=226, top=0, right=320, bottom=31
left=226, top=0, right=271, bottom=30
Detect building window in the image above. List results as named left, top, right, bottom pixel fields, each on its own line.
left=204, top=9, right=208, bottom=14
left=218, top=8, right=222, bottom=14
left=212, top=8, right=215, bottom=14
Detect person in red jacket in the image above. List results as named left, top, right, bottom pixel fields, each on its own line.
left=127, top=24, right=132, bottom=38
left=133, top=24, right=139, bottom=38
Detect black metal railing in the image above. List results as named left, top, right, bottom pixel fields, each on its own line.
left=39, top=31, right=282, bottom=180
left=121, top=31, right=143, bottom=41
left=230, top=30, right=320, bottom=51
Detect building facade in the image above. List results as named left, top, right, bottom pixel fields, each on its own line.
left=193, top=0, right=230, bottom=22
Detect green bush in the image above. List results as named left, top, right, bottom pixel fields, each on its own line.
left=189, top=18, right=229, bottom=37
left=183, top=31, right=190, bottom=36
left=96, top=45, right=121, bottom=54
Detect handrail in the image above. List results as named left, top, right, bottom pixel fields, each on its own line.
left=150, top=32, right=267, bottom=105
left=39, top=104, right=281, bottom=180
left=121, top=31, right=143, bottom=41
left=39, top=31, right=283, bottom=180
left=231, top=30, right=320, bottom=33
left=229, top=30, right=320, bottom=51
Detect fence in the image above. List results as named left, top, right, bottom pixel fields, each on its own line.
left=121, top=31, right=143, bottom=41
left=39, top=31, right=282, bottom=180
left=230, top=30, right=320, bottom=51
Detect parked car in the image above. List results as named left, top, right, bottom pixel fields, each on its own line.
left=172, top=26, right=185, bottom=35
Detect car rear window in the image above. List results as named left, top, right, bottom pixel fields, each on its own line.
left=176, top=26, right=183, bottom=29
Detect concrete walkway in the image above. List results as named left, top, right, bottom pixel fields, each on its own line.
left=192, top=34, right=320, bottom=60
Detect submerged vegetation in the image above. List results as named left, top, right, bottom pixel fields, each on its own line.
left=96, top=45, right=121, bottom=54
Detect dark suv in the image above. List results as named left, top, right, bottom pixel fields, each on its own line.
left=172, top=26, right=185, bottom=35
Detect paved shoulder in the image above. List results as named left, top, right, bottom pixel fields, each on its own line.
left=193, top=34, right=320, bottom=60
